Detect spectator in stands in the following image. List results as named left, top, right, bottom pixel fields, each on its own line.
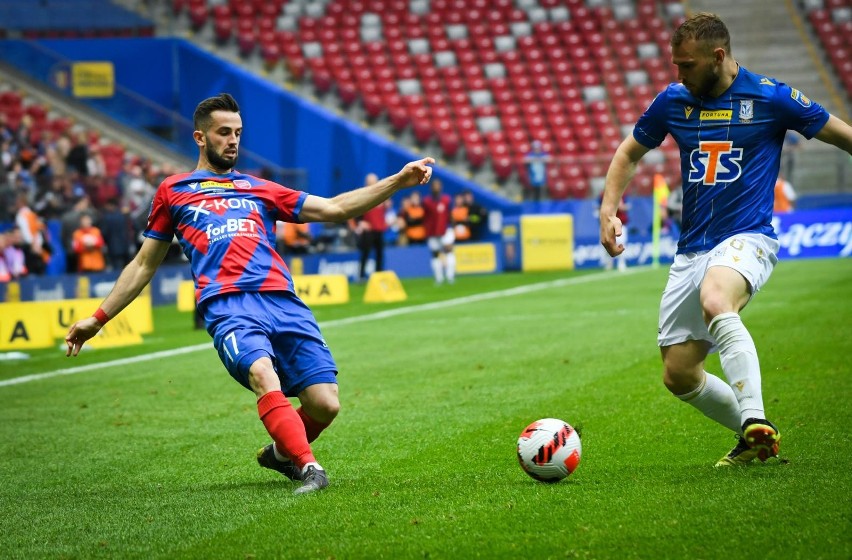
left=123, top=164, right=156, bottom=247
left=0, top=113, right=13, bottom=143
left=351, top=172, right=388, bottom=281
left=72, top=214, right=106, bottom=273
left=60, top=195, right=96, bottom=273
left=99, top=199, right=133, bottom=271
left=599, top=12, right=852, bottom=468
left=423, top=178, right=456, bottom=285
left=8, top=160, right=35, bottom=198
left=773, top=174, right=797, bottom=213
left=65, top=132, right=89, bottom=177
left=462, top=189, right=489, bottom=241
left=383, top=198, right=400, bottom=246
left=277, top=221, right=313, bottom=255
left=451, top=192, right=471, bottom=243
left=124, top=164, right=155, bottom=217
left=524, top=140, right=551, bottom=202
left=0, top=232, right=9, bottom=282
left=87, top=144, right=107, bottom=178
left=45, top=131, right=70, bottom=178
left=0, top=228, right=28, bottom=281
left=34, top=175, right=72, bottom=221
left=398, top=191, right=426, bottom=245
left=14, top=192, right=50, bottom=275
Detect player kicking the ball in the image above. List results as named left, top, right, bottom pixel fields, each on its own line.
left=65, top=93, right=434, bottom=493
left=599, top=14, right=852, bottom=466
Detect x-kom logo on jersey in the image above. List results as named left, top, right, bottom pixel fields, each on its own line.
left=187, top=198, right=260, bottom=222
left=188, top=200, right=211, bottom=222
left=688, top=141, right=744, bottom=185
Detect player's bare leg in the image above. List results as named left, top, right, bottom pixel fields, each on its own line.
left=297, top=383, right=339, bottom=442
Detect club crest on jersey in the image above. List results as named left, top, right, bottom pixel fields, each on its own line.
left=790, top=88, right=811, bottom=107
left=233, top=179, right=252, bottom=189
left=688, top=141, right=743, bottom=185
left=739, top=100, right=753, bottom=123
left=699, top=110, right=733, bottom=121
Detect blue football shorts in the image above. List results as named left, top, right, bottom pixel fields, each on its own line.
left=201, top=291, right=338, bottom=396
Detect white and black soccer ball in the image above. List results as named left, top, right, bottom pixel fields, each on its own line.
left=517, top=418, right=582, bottom=482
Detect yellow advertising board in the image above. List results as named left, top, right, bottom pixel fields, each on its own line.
left=455, top=243, right=498, bottom=275
left=177, top=280, right=197, bottom=312
left=363, top=271, right=407, bottom=303
left=86, top=314, right=143, bottom=349
left=0, top=303, right=53, bottom=350
left=292, top=275, right=350, bottom=305
left=46, top=296, right=153, bottom=337
left=520, top=214, right=574, bottom=271
left=0, top=296, right=153, bottom=351
left=71, top=61, right=115, bottom=98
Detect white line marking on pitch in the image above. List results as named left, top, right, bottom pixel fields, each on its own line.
left=0, top=269, right=645, bottom=388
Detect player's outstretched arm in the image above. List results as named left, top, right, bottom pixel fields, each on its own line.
left=299, top=157, right=435, bottom=223
left=814, top=114, right=852, bottom=154
left=600, top=136, right=650, bottom=257
left=65, top=237, right=171, bottom=356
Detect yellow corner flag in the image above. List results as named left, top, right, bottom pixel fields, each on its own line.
left=363, top=271, right=407, bottom=303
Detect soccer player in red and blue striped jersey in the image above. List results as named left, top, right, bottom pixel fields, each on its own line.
left=600, top=13, right=852, bottom=467
left=66, top=93, right=434, bottom=494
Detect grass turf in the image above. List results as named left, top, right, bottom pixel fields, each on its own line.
left=0, top=259, right=850, bottom=559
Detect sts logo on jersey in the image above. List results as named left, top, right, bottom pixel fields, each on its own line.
left=688, top=141, right=744, bottom=185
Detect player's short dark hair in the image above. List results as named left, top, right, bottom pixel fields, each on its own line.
left=193, top=93, right=240, bottom=131
left=671, top=12, right=731, bottom=54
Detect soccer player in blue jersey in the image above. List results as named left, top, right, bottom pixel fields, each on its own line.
left=65, top=93, right=435, bottom=493
left=600, top=13, right=852, bottom=466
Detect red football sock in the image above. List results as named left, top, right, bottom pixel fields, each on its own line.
left=297, top=406, right=332, bottom=443
left=257, top=391, right=315, bottom=469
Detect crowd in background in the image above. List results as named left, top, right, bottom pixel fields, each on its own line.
left=0, top=108, right=178, bottom=282
left=1, top=104, right=492, bottom=283
left=276, top=186, right=490, bottom=259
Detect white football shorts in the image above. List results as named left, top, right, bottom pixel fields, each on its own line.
left=657, top=233, right=780, bottom=348
left=427, top=228, right=456, bottom=252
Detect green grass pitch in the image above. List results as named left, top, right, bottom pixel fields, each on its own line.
left=1, top=258, right=850, bottom=559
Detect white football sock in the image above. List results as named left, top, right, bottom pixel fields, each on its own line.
left=273, top=442, right=288, bottom=462
left=445, top=251, right=456, bottom=283
left=676, top=371, right=743, bottom=434
left=301, top=461, right=324, bottom=474
left=709, top=312, right=765, bottom=424
left=431, top=257, right=444, bottom=283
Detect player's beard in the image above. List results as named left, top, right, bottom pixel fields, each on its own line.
left=688, top=67, right=721, bottom=98
left=205, top=142, right=237, bottom=172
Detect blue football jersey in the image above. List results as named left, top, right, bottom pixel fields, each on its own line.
left=633, top=66, right=830, bottom=253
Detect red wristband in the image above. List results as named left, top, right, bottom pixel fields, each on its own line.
left=93, top=308, right=110, bottom=325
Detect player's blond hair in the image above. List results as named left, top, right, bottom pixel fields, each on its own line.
left=671, top=12, right=731, bottom=54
